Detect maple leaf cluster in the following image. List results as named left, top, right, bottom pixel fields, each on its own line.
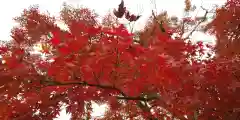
left=113, top=0, right=141, bottom=22
left=0, top=0, right=239, bottom=120
left=206, top=0, right=240, bottom=58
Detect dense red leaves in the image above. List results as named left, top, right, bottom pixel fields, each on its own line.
left=108, top=96, right=120, bottom=111
left=12, top=6, right=55, bottom=45
left=58, top=45, right=71, bottom=55
left=206, top=0, right=240, bottom=57
left=0, top=1, right=239, bottom=120
left=68, top=36, right=88, bottom=51
left=10, top=28, right=27, bottom=44
left=80, top=65, right=94, bottom=82
left=0, top=47, right=8, bottom=54
left=50, top=37, right=60, bottom=45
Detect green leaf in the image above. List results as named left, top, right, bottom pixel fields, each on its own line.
left=47, top=32, right=53, bottom=39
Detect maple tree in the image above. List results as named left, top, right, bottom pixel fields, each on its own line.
left=0, top=0, right=239, bottom=120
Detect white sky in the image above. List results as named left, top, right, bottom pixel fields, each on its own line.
left=0, top=0, right=226, bottom=41
left=0, top=0, right=226, bottom=119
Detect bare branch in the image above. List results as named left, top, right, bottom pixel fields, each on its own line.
left=183, top=7, right=209, bottom=40
left=42, top=80, right=159, bottom=102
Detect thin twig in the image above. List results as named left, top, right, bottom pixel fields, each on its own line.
left=183, top=7, right=209, bottom=40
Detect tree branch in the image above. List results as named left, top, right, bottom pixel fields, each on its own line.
left=42, top=79, right=161, bottom=119
left=42, top=80, right=159, bottom=102
left=117, top=95, right=158, bottom=101
left=183, top=6, right=209, bottom=40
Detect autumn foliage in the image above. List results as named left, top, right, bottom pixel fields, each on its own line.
left=206, top=0, right=240, bottom=58
left=0, top=0, right=239, bottom=120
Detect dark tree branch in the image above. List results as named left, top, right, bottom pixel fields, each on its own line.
left=42, top=80, right=159, bottom=102
left=117, top=95, right=158, bottom=101
left=183, top=6, right=209, bottom=40
left=41, top=80, right=161, bottom=120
